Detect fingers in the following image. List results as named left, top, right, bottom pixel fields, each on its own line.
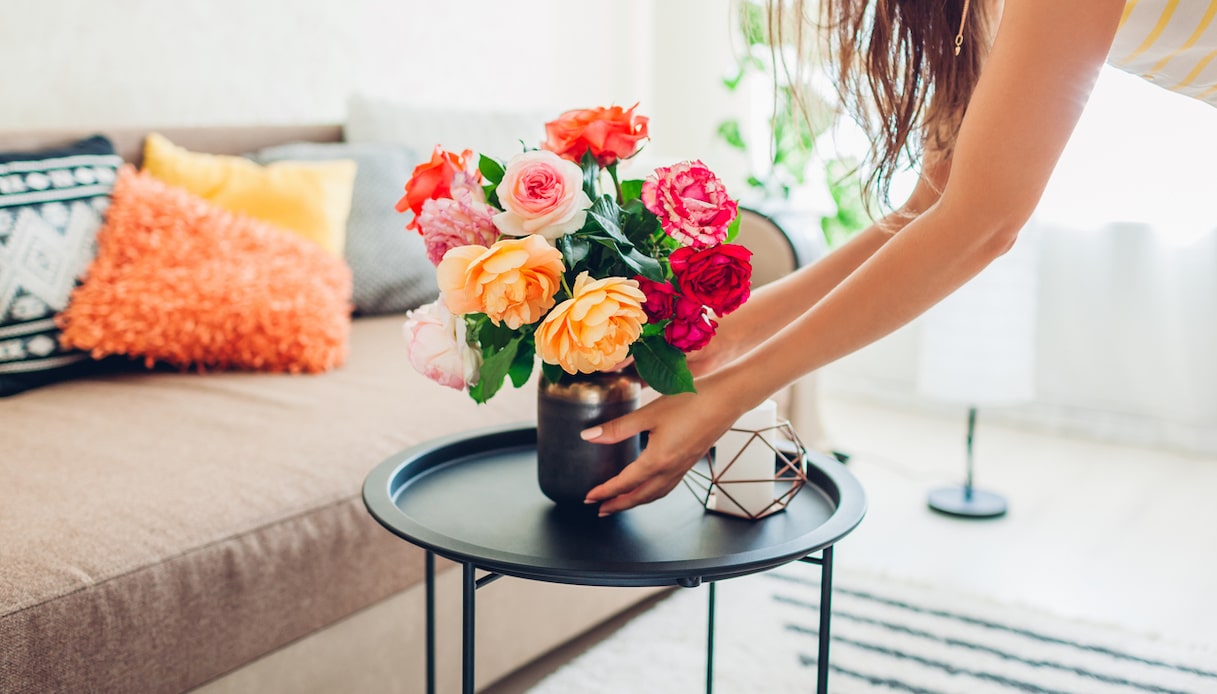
left=595, top=473, right=685, bottom=516
left=580, top=408, right=648, bottom=445
left=584, top=458, right=649, bottom=504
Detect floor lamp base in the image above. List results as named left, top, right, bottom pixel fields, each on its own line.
left=927, top=486, right=1008, bottom=519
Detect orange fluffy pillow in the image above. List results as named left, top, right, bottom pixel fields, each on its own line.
left=59, top=167, right=352, bottom=374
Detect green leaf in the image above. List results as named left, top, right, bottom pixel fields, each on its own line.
left=623, top=247, right=665, bottom=282
left=580, top=150, right=600, bottom=199
left=541, top=362, right=566, bottom=386
left=716, top=120, right=747, bottom=151
left=478, top=155, right=505, bottom=186
left=622, top=205, right=661, bottom=249
left=722, top=70, right=744, bottom=91
left=469, top=336, right=521, bottom=403
left=477, top=318, right=515, bottom=351
left=587, top=196, right=627, bottom=244
left=508, top=340, right=535, bottom=388
left=630, top=335, right=695, bottom=395
left=725, top=212, right=742, bottom=243
left=483, top=183, right=501, bottom=209
left=619, top=179, right=644, bottom=203
left=558, top=234, right=591, bottom=268
left=641, top=321, right=666, bottom=338
left=739, top=1, right=767, bottom=47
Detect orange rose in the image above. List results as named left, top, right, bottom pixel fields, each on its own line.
left=436, top=235, right=565, bottom=329
left=396, top=146, right=478, bottom=232
left=535, top=273, right=647, bottom=374
left=543, top=105, right=649, bottom=167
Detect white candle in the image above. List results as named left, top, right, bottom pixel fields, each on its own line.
left=709, top=399, right=777, bottom=518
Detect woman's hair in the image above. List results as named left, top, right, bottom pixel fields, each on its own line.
left=770, top=0, right=993, bottom=209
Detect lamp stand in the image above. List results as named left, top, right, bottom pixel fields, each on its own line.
left=927, top=407, right=1007, bottom=519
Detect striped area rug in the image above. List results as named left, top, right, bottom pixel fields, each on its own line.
left=528, top=566, right=1217, bottom=693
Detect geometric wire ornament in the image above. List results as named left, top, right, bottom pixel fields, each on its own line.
left=682, top=419, right=811, bottom=520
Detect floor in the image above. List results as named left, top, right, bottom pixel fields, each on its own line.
left=488, top=393, right=1217, bottom=692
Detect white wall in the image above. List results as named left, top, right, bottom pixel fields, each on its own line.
left=2, top=1, right=720, bottom=138
left=1, top=0, right=754, bottom=184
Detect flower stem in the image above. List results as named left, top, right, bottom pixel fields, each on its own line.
left=608, top=164, right=623, bottom=204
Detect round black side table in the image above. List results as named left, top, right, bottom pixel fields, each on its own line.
left=363, top=423, right=866, bottom=694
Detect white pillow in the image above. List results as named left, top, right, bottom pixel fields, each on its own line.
left=345, top=95, right=556, bottom=161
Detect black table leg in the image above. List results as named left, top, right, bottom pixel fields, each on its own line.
left=462, top=561, right=476, bottom=694
left=817, top=545, right=834, bottom=694
left=706, top=581, right=716, bottom=694
left=425, top=551, right=435, bottom=694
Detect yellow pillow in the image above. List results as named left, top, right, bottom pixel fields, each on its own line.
left=141, top=132, right=356, bottom=255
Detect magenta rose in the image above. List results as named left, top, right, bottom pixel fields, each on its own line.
left=641, top=160, right=738, bottom=248
left=665, top=297, right=717, bottom=352
left=634, top=275, right=678, bottom=322
left=669, top=243, right=753, bottom=316
left=417, top=173, right=500, bottom=266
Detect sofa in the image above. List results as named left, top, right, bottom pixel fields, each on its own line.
left=0, top=120, right=821, bottom=693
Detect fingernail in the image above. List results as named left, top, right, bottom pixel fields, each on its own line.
left=580, top=426, right=602, bottom=441
left=583, top=498, right=597, bottom=505
left=598, top=510, right=613, bottom=518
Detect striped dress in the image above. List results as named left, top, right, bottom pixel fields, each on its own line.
left=1108, top=0, right=1217, bottom=105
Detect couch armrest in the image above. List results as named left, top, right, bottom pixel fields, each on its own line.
left=735, top=206, right=831, bottom=451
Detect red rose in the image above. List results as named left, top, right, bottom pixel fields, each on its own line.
left=396, top=146, right=478, bottom=232
left=669, top=243, right=753, bottom=316
left=665, top=297, right=717, bottom=352
left=543, top=105, right=649, bottom=167
left=634, top=275, right=677, bottom=321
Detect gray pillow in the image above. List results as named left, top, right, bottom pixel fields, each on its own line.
left=251, top=142, right=438, bottom=316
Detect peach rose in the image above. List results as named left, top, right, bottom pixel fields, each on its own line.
left=396, top=146, right=478, bottom=232
left=543, top=105, right=650, bottom=166
left=435, top=235, right=565, bottom=329
left=493, top=150, right=591, bottom=240
left=535, top=273, right=647, bottom=374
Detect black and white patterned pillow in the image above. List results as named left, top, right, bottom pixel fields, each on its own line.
left=0, top=135, right=122, bottom=396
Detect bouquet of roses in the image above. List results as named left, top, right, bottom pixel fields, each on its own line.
left=399, top=105, right=753, bottom=403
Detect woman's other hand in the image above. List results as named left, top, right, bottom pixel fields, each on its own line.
left=581, top=373, right=747, bottom=515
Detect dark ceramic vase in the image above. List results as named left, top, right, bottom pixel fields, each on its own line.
left=536, top=369, right=642, bottom=506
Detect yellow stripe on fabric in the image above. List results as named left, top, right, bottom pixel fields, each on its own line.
left=1148, top=0, right=1217, bottom=74
left=1197, top=82, right=1217, bottom=99
left=1118, top=0, right=1142, bottom=32
left=1121, top=0, right=1181, bottom=65
left=1172, top=48, right=1217, bottom=88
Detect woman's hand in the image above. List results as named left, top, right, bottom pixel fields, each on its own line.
left=581, top=373, right=746, bottom=515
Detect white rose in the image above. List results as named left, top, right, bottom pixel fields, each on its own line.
left=402, top=300, right=481, bottom=390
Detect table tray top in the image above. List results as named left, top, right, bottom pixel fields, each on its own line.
left=363, top=424, right=866, bottom=587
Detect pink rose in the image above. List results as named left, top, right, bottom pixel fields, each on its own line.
left=634, top=275, right=677, bottom=322
left=402, top=301, right=481, bottom=390
left=417, top=173, right=500, bottom=266
left=669, top=243, right=752, bottom=316
left=641, top=160, right=738, bottom=248
left=494, top=150, right=591, bottom=240
left=665, top=297, right=717, bottom=352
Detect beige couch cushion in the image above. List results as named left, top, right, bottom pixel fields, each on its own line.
left=0, top=316, right=537, bottom=693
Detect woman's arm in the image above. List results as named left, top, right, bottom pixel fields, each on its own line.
left=584, top=0, right=1127, bottom=515
left=695, top=156, right=952, bottom=376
